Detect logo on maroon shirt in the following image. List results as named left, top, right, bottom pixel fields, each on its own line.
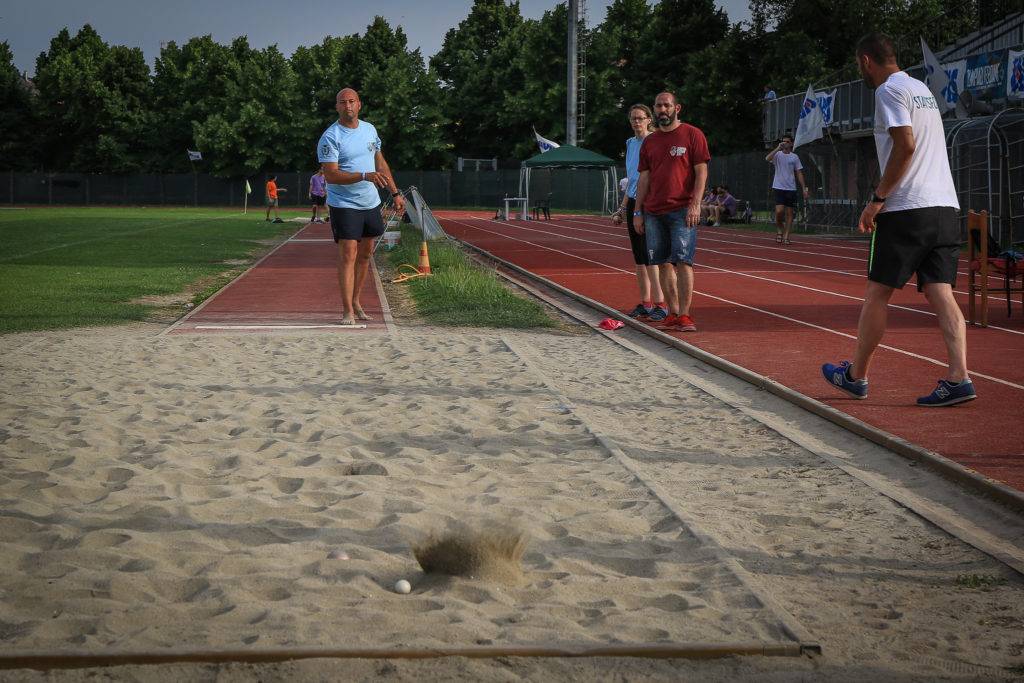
left=669, top=146, right=687, bottom=157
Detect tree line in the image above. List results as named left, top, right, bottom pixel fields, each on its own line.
left=0, top=0, right=991, bottom=176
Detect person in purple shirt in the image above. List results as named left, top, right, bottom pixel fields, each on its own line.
left=309, top=169, right=327, bottom=223
left=707, top=186, right=737, bottom=226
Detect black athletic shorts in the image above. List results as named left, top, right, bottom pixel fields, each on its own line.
left=625, top=197, right=651, bottom=266
left=774, top=189, right=798, bottom=208
left=312, top=194, right=326, bottom=207
left=329, top=205, right=386, bottom=242
left=868, top=206, right=960, bottom=291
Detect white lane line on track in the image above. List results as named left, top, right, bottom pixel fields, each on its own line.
left=194, top=324, right=367, bottom=330
left=537, top=216, right=1024, bottom=337
left=569, top=216, right=1015, bottom=286
left=450, top=216, right=1024, bottom=391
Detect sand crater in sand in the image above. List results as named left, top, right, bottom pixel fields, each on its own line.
left=414, top=521, right=528, bottom=584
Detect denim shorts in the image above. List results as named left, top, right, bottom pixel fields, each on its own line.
left=645, top=210, right=698, bottom=265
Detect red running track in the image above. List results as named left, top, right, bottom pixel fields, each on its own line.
left=170, top=221, right=389, bottom=335
left=438, top=212, right=1024, bottom=492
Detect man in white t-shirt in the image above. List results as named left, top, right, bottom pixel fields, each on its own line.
left=765, top=134, right=809, bottom=244
left=821, top=32, right=974, bottom=407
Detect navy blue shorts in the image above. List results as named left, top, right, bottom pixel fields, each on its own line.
left=329, top=205, right=385, bottom=242
left=774, top=189, right=798, bottom=208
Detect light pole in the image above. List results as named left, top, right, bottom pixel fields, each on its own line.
left=566, top=0, right=578, bottom=146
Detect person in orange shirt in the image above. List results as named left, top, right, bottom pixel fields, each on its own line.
left=265, top=175, right=287, bottom=223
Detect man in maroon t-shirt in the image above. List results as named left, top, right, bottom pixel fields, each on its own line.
left=635, top=92, right=710, bottom=332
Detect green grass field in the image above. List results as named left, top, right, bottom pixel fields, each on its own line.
left=386, top=225, right=556, bottom=328
left=0, top=207, right=300, bottom=333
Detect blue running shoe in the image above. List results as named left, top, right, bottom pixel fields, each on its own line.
left=917, top=379, right=977, bottom=407
left=627, top=304, right=651, bottom=318
left=647, top=306, right=669, bottom=322
left=821, top=360, right=868, bottom=399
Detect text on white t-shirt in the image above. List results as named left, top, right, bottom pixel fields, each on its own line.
left=873, top=71, right=958, bottom=212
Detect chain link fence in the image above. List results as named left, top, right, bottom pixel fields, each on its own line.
left=0, top=169, right=624, bottom=214
left=14, top=142, right=1017, bottom=243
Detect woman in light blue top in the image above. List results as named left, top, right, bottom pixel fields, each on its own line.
left=614, top=104, right=665, bottom=320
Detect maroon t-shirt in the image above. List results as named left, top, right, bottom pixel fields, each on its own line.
left=638, top=124, right=711, bottom=215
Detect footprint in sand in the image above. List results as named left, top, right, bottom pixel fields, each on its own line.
left=118, top=559, right=154, bottom=573
left=273, top=477, right=304, bottom=494
left=344, top=463, right=388, bottom=476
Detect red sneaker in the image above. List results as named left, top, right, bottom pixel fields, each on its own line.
left=659, top=314, right=679, bottom=327
left=676, top=314, right=697, bottom=332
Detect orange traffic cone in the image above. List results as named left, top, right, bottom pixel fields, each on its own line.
left=393, top=241, right=433, bottom=283
left=418, top=241, right=431, bottom=275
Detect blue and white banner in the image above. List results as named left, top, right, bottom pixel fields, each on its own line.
left=534, top=129, right=560, bottom=153
left=187, top=150, right=203, bottom=161
left=1007, top=49, right=1024, bottom=99
left=794, top=84, right=823, bottom=149
left=965, top=50, right=1006, bottom=99
left=941, top=59, right=966, bottom=108
left=815, top=89, right=837, bottom=126
left=921, top=38, right=953, bottom=114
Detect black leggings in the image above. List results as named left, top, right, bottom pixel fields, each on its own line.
left=625, top=197, right=651, bottom=266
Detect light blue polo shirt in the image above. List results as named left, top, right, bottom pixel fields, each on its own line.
left=317, top=120, right=383, bottom=210
left=625, top=136, right=643, bottom=199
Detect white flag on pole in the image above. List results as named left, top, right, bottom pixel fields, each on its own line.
left=793, top=84, right=823, bottom=149
left=1007, top=49, right=1024, bottom=99
left=534, top=128, right=560, bottom=153
left=920, top=38, right=953, bottom=114
left=815, top=89, right=838, bottom=126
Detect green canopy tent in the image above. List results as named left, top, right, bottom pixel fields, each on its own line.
left=519, top=145, right=619, bottom=216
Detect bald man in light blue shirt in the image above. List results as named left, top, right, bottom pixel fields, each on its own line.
left=318, top=88, right=404, bottom=325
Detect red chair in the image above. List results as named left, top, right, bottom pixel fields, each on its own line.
left=967, top=210, right=1023, bottom=327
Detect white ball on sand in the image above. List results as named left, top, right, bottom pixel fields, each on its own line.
left=184, top=302, right=194, bottom=309
left=394, top=579, right=412, bottom=594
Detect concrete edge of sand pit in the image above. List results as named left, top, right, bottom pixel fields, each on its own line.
left=454, top=237, right=1024, bottom=518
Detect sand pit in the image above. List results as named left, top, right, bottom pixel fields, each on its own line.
left=0, top=323, right=1022, bottom=682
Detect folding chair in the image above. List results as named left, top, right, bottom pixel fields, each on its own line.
left=531, top=193, right=552, bottom=220
left=967, top=209, right=1024, bottom=327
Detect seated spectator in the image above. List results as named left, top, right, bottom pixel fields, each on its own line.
left=701, top=186, right=720, bottom=223
left=763, top=85, right=777, bottom=101
left=707, top=186, right=737, bottom=226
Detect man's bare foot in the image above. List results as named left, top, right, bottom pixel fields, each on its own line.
left=340, top=315, right=357, bottom=326
left=354, top=305, right=372, bottom=321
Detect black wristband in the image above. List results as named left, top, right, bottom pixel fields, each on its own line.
left=391, top=191, right=400, bottom=198
left=870, top=191, right=886, bottom=204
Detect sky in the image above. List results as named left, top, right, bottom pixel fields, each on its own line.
left=4, top=0, right=752, bottom=76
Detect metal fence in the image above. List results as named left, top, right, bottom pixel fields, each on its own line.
left=0, top=168, right=623, bottom=213
left=713, top=114, right=1024, bottom=245
left=763, top=12, right=1024, bottom=144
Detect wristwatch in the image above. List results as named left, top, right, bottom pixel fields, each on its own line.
left=391, top=191, right=401, bottom=198
left=870, top=191, right=886, bottom=204
left=633, top=210, right=642, bottom=217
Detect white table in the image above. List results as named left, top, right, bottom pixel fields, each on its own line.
left=502, top=197, right=529, bottom=220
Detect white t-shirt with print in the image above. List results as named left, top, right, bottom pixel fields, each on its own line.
left=770, top=152, right=802, bottom=191
left=873, top=71, right=958, bottom=212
